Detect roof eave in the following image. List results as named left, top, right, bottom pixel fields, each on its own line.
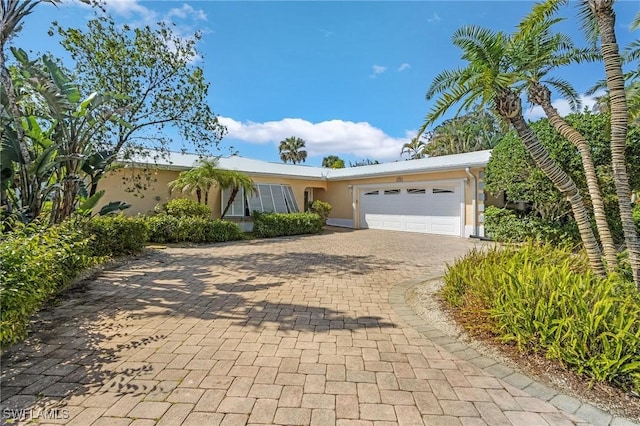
left=326, top=161, right=489, bottom=181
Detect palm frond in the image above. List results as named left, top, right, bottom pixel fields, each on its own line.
left=544, top=76, right=581, bottom=111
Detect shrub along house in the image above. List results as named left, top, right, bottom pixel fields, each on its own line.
left=97, top=150, right=493, bottom=238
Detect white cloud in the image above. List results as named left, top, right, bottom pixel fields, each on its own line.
left=219, top=117, right=414, bottom=161
left=524, top=92, right=602, bottom=121
left=167, top=4, right=207, bottom=21
left=370, top=64, right=387, bottom=79
left=103, top=0, right=157, bottom=23
left=427, top=12, right=441, bottom=23
left=397, top=63, right=411, bottom=72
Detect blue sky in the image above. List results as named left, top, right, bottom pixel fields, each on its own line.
left=11, top=0, right=640, bottom=166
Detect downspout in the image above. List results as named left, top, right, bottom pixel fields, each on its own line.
left=465, top=167, right=477, bottom=238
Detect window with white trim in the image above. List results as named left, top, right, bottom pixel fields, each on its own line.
left=384, top=189, right=401, bottom=195
left=222, top=184, right=299, bottom=217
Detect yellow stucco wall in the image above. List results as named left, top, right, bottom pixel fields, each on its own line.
left=96, top=168, right=326, bottom=218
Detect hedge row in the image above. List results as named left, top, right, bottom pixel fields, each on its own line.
left=253, top=212, right=324, bottom=238
left=0, top=221, right=97, bottom=347
left=146, top=215, right=243, bottom=243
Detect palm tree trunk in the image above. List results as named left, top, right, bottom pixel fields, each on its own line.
left=538, top=100, right=618, bottom=271
left=221, top=187, right=239, bottom=219
left=593, top=3, right=640, bottom=288
left=510, top=115, right=606, bottom=277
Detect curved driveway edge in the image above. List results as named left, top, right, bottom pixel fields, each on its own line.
left=389, top=278, right=638, bottom=426
left=0, top=230, right=634, bottom=425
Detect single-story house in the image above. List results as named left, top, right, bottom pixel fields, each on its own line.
left=97, top=150, right=497, bottom=238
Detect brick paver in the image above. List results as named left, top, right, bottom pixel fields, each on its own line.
left=0, top=229, right=633, bottom=425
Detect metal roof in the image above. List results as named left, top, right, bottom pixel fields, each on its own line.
left=125, top=150, right=492, bottom=181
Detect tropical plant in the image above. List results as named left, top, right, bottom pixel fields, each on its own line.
left=1, top=0, right=54, bottom=218
left=321, top=155, right=345, bottom=168
left=279, top=136, right=307, bottom=164
left=218, top=170, right=256, bottom=219
left=400, top=137, right=426, bottom=159
left=168, top=158, right=222, bottom=205
left=0, top=0, right=54, bottom=188
left=425, top=107, right=506, bottom=157
left=2, top=48, right=124, bottom=223
left=349, top=158, right=380, bottom=167
left=511, top=13, right=618, bottom=270
left=420, top=24, right=606, bottom=276
left=443, top=243, right=640, bottom=392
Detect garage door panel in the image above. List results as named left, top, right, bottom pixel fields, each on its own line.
left=359, top=185, right=461, bottom=236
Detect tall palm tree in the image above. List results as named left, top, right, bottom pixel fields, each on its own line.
left=279, top=137, right=307, bottom=164
left=532, top=0, right=639, bottom=286
left=513, top=14, right=618, bottom=271
left=421, top=25, right=606, bottom=276
left=218, top=170, right=256, bottom=219
left=400, top=138, right=426, bottom=159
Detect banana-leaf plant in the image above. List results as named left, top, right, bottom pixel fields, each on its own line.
left=1, top=48, right=130, bottom=224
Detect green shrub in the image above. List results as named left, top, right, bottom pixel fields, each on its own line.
left=164, top=198, right=211, bottom=218
left=634, top=202, right=640, bottom=234
left=443, top=242, right=640, bottom=392
left=253, top=212, right=323, bottom=238
left=0, top=220, right=96, bottom=347
left=146, top=215, right=242, bottom=243
left=85, top=215, right=148, bottom=257
left=146, top=215, right=180, bottom=243
left=309, top=200, right=332, bottom=225
left=484, top=206, right=579, bottom=244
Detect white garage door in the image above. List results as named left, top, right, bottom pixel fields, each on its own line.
left=359, top=184, right=462, bottom=236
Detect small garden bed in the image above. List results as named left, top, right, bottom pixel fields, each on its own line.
left=437, top=242, right=640, bottom=419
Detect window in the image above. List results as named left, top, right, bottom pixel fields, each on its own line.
left=363, top=190, right=379, bottom=196
left=384, top=189, right=400, bottom=195
left=433, top=188, right=454, bottom=194
left=407, top=188, right=426, bottom=194
left=224, top=184, right=299, bottom=217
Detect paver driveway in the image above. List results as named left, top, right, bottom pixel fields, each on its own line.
left=0, top=229, right=614, bottom=425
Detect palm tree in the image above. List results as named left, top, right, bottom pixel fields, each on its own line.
left=218, top=170, right=256, bottom=219
left=279, top=137, right=308, bottom=164
left=513, top=13, right=618, bottom=271
left=322, top=155, right=345, bottom=168
left=424, top=108, right=506, bottom=157
left=421, top=25, right=606, bottom=276
left=168, top=158, right=222, bottom=205
left=533, top=0, right=639, bottom=286
left=400, top=138, right=426, bottom=159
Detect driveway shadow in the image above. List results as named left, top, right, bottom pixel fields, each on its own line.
left=0, top=243, right=405, bottom=418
